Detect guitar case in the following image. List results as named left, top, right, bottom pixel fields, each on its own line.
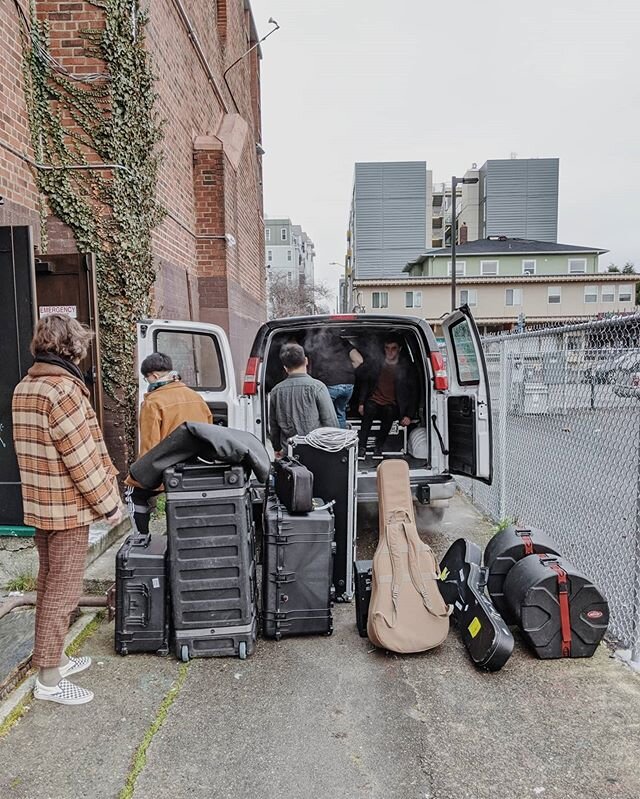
left=439, top=538, right=514, bottom=671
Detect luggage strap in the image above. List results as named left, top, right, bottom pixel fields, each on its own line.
left=540, top=556, right=572, bottom=657
left=381, top=511, right=450, bottom=628
left=521, top=534, right=534, bottom=555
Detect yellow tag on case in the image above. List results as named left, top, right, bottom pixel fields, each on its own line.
left=468, top=616, right=482, bottom=638
left=439, top=567, right=449, bottom=581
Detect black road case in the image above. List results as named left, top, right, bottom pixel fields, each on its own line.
left=262, top=494, right=335, bottom=639
left=288, top=437, right=357, bottom=601
left=165, top=462, right=257, bottom=660
left=115, top=533, right=169, bottom=655
left=439, top=539, right=514, bottom=671
left=504, top=553, right=609, bottom=659
left=354, top=560, right=373, bottom=638
left=484, top=526, right=561, bottom=621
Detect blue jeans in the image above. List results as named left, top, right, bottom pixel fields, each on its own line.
left=327, top=384, right=354, bottom=429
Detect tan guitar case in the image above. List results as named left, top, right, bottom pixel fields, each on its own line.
left=367, top=460, right=450, bottom=653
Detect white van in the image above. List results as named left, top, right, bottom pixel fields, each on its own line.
left=137, top=307, right=492, bottom=512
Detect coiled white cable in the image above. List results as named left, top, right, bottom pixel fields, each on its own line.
left=303, top=427, right=358, bottom=452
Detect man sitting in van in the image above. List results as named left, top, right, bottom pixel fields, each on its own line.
left=269, top=343, right=338, bottom=457
left=125, top=352, right=212, bottom=533
left=357, top=335, right=417, bottom=459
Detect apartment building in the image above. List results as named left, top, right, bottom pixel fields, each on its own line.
left=352, top=238, right=637, bottom=334
left=265, top=217, right=315, bottom=287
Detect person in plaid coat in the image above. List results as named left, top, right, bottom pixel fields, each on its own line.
left=12, top=314, right=122, bottom=705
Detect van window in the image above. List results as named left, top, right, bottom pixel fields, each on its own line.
left=449, top=318, right=480, bottom=385
left=154, top=331, right=225, bottom=390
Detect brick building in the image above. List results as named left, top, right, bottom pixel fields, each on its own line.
left=1, top=0, right=266, bottom=469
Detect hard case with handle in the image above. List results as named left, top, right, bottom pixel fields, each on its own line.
left=273, top=456, right=314, bottom=514
left=503, top=553, right=609, bottom=659
left=484, top=526, right=562, bottom=621
left=439, top=538, right=514, bottom=671
left=262, top=494, right=335, bottom=639
left=115, top=532, right=169, bottom=655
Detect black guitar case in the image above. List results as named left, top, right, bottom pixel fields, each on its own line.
left=439, top=538, right=514, bottom=671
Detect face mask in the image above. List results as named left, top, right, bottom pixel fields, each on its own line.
left=146, top=370, right=179, bottom=392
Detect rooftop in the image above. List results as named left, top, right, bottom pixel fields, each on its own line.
left=404, top=237, right=609, bottom=271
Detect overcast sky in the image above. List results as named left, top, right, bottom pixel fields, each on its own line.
left=250, top=0, right=639, bottom=293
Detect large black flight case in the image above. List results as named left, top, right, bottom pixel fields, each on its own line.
left=288, top=436, right=357, bottom=601
left=262, top=494, right=335, bottom=640
left=165, top=462, right=258, bottom=661
left=115, top=532, right=169, bottom=656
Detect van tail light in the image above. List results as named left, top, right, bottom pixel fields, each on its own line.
left=242, top=356, right=261, bottom=395
left=430, top=351, right=448, bottom=391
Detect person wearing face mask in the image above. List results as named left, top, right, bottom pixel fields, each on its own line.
left=124, top=352, right=212, bottom=534
left=357, top=335, right=417, bottom=459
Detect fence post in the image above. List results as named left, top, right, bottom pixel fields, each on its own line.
left=562, top=331, right=568, bottom=416
left=632, top=409, right=640, bottom=665
left=498, top=339, right=508, bottom=520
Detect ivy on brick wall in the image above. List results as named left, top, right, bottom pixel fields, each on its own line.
left=22, top=0, right=164, bottom=457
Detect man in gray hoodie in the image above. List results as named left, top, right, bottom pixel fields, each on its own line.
left=269, top=342, right=338, bottom=456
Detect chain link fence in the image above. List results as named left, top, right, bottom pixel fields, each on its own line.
left=458, top=314, right=640, bottom=660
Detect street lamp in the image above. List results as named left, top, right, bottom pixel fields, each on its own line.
left=450, top=175, right=479, bottom=311
left=329, top=261, right=346, bottom=311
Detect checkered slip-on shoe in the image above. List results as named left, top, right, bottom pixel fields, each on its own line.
left=59, top=655, right=92, bottom=679
left=34, top=679, right=94, bottom=706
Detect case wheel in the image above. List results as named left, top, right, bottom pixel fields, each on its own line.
left=180, top=645, right=190, bottom=662
left=238, top=641, right=247, bottom=660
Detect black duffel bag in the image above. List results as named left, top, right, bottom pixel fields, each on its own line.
left=273, top=456, right=314, bottom=514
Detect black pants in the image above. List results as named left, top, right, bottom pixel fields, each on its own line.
left=125, top=486, right=159, bottom=535
left=358, top=400, right=399, bottom=450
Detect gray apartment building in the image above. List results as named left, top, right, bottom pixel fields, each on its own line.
left=348, top=161, right=427, bottom=280
left=475, top=158, right=559, bottom=242
left=265, top=217, right=315, bottom=287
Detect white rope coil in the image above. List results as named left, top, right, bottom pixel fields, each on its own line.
left=302, top=427, right=358, bottom=452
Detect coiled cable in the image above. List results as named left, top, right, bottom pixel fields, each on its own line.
left=302, top=427, right=358, bottom=452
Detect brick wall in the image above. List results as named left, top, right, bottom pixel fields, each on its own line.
left=2, top=0, right=266, bottom=462
left=0, top=0, right=40, bottom=236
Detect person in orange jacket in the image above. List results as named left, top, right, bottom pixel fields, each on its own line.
left=125, top=352, right=212, bottom=533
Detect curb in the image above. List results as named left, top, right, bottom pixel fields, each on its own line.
left=0, top=610, right=100, bottom=729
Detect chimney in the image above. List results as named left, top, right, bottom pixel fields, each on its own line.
left=459, top=222, right=468, bottom=245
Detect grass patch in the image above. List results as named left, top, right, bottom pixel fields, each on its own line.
left=5, top=573, right=37, bottom=593
left=0, top=694, right=32, bottom=739
left=119, top=663, right=189, bottom=799
left=151, top=494, right=166, bottom=520
left=65, top=610, right=105, bottom=658
left=492, top=516, right=518, bottom=534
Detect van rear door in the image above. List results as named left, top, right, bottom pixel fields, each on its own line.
left=441, top=306, right=492, bottom=483
left=136, top=320, right=241, bottom=428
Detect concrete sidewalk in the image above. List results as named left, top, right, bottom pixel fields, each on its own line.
left=0, top=494, right=638, bottom=799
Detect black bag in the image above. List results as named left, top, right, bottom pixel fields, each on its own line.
left=354, top=560, right=373, bottom=638
left=503, top=553, right=609, bottom=659
left=115, top=533, right=169, bottom=656
left=439, top=538, right=514, bottom=671
left=273, top=456, right=314, bottom=514
left=262, top=494, right=335, bottom=639
left=484, top=526, right=561, bottom=621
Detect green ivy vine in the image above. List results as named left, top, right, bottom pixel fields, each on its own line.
left=22, top=0, right=164, bottom=459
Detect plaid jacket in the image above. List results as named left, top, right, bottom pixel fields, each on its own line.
left=12, top=363, right=120, bottom=530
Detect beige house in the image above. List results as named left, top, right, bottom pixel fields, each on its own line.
left=352, top=238, right=638, bottom=335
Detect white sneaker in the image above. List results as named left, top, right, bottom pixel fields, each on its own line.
left=34, top=678, right=94, bottom=705
left=59, top=655, right=92, bottom=679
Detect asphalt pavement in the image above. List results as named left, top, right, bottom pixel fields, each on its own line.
left=0, top=492, right=638, bottom=799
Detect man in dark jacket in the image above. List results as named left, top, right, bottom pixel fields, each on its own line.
left=357, top=335, right=417, bottom=458
left=269, top=343, right=338, bottom=456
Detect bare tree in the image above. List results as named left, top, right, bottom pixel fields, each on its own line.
left=267, top=272, right=333, bottom=319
